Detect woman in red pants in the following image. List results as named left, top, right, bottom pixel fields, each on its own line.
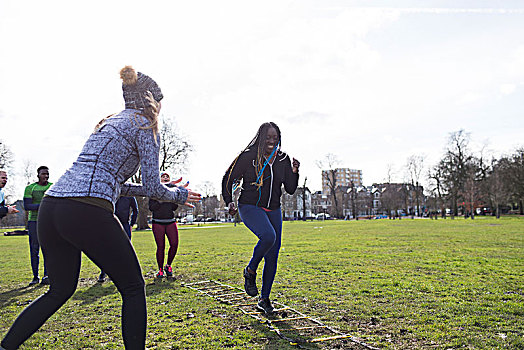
left=149, top=172, right=182, bottom=278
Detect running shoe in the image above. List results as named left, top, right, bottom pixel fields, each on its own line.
left=164, top=265, right=173, bottom=277
left=156, top=269, right=164, bottom=278
left=98, top=272, right=106, bottom=283
left=257, top=298, right=274, bottom=314
left=40, top=276, right=50, bottom=285
left=243, top=267, right=258, bottom=296
left=29, top=277, right=39, bottom=285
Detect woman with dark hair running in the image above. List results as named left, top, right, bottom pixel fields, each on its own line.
left=221, top=122, right=300, bottom=314
left=149, top=172, right=181, bottom=278
left=0, top=66, right=201, bottom=350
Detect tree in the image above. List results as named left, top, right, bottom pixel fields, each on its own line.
left=385, top=163, right=396, bottom=183
left=22, top=159, right=38, bottom=185
left=317, top=154, right=342, bottom=218
left=0, top=139, right=13, bottom=170
left=158, top=117, right=193, bottom=173
left=132, top=117, right=193, bottom=229
left=399, top=183, right=410, bottom=219
left=438, top=130, right=473, bottom=217
left=207, top=196, right=220, bottom=220
left=461, top=162, right=482, bottom=219
left=197, top=181, right=216, bottom=219
left=484, top=158, right=510, bottom=218
left=406, top=155, right=425, bottom=217
left=428, top=165, right=446, bottom=219
left=501, top=147, right=524, bottom=215
left=347, top=182, right=358, bottom=219
left=302, top=177, right=308, bottom=221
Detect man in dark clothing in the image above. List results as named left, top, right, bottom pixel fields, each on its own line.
left=115, top=196, right=139, bottom=239
left=98, top=196, right=139, bottom=283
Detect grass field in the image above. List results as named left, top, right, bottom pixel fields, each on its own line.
left=0, top=217, right=523, bottom=349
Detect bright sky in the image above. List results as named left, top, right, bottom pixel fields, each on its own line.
left=1, top=0, right=523, bottom=199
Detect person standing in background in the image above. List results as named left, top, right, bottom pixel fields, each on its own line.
left=98, top=196, right=139, bottom=283
left=0, top=170, right=19, bottom=219
left=149, top=172, right=181, bottom=279
left=23, top=166, right=52, bottom=285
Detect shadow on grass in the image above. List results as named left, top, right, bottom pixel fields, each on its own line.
left=145, top=277, right=177, bottom=297
left=0, top=285, right=39, bottom=309
left=249, top=318, right=321, bottom=350
left=72, top=282, right=118, bottom=305
left=69, top=276, right=177, bottom=305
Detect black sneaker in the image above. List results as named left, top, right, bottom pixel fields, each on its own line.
left=243, top=267, right=258, bottom=296
left=98, top=272, right=106, bottom=283
left=29, top=277, right=39, bottom=285
left=40, top=276, right=50, bottom=285
left=257, top=298, right=274, bottom=314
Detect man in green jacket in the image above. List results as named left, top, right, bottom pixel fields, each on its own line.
left=23, top=166, right=52, bottom=285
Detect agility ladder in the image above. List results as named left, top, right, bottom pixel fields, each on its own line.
left=183, top=280, right=379, bottom=349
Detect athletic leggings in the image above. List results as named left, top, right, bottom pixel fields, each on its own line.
left=100, top=220, right=131, bottom=276
left=1, top=197, right=146, bottom=350
left=151, top=223, right=179, bottom=270
left=238, top=203, right=282, bottom=299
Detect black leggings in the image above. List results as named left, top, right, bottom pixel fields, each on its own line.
left=1, top=197, right=146, bottom=349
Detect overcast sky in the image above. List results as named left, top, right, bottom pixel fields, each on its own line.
left=1, top=0, right=523, bottom=199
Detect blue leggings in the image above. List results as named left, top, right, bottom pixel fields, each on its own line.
left=239, top=203, right=282, bottom=299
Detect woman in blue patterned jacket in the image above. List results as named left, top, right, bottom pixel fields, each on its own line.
left=0, top=66, right=201, bottom=350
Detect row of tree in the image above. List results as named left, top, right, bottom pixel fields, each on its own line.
left=318, top=130, right=523, bottom=219
left=427, top=130, right=523, bottom=218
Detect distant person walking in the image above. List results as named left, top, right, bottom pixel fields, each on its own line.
left=98, top=196, right=139, bottom=283
left=149, top=172, right=181, bottom=278
left=221, top=122, right=300, bottom=314
left=0, top=170, right=19, bottom=219
left=23, top=166, right=52, bottom=285
left=0, top=66, right=201, bottom=350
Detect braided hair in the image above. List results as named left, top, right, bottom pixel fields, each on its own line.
left=225, top=122, right=281, bottom=196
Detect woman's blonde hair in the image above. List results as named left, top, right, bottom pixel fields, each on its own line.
left=132, top=90, right=160, bottom=142
left=94, top=98, right=159, bottom=142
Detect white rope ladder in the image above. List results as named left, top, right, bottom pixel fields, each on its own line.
left=183, top=280, right=379, bottom=349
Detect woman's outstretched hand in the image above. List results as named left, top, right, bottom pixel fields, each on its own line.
left=183, top=189, right=202, bottom=208
left=228, top=202, right=237, bottom=216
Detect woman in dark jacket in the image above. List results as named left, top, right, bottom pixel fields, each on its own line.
left=149, top=172, right=180, bottom=278
left=221, top=122, right=300, bottom=314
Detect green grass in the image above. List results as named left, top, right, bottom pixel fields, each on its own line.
left=0, top=217, right=523, bottom=349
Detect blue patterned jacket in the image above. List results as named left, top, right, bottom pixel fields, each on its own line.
left=46, top=110, right=188, bottom=208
